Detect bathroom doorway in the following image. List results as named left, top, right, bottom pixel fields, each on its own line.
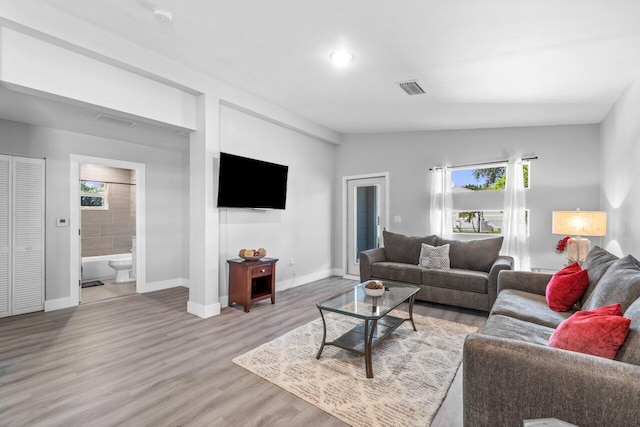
left=79, top=164, right=137, bottom=303
left=69, top=155, right=146, bottom=307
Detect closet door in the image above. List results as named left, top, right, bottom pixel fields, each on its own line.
left=12, top=157, right=44, bottom=315
left=0, top=155, right=10, bottom=318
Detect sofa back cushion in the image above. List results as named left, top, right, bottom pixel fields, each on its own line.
left=617, top=297, right=640, bottom=366
left=436, top=236, right=504, bottom=273
left=382, top=230, right=437, bottom=264
left=580, top=246, right=619, bottom=306
left=582, top=255, right=640, bottom=312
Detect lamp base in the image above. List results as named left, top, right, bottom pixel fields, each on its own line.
left=567, top=237, right=591, bottom=264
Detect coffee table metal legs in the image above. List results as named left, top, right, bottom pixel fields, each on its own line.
left=408, top=294, right=417, bottom=331
left=316, top=307, right=327, bottom=359
left=364, top=319, right=377, bottom=378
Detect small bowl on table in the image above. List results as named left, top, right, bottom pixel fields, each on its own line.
left=364, top=281, right=385, bottom=297
left=240, top=255, right=264, bottom=261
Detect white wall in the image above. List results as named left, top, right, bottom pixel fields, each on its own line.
left=334, top=124, right=601, bottom=271
left=0, top=119, right=187, bottom=300
left=600, top=76, right=640, bottom=257
left=218, top=105, right=335, bottom=301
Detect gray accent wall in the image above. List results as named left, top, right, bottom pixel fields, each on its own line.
left=600, top=75, right=640, bottom=257
left=334, top=124, right=601, bottom=272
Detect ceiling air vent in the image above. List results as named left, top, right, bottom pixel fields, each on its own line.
left=396, top=80, right=426, bottom=96
left=95, top=113, right=138, bottom=128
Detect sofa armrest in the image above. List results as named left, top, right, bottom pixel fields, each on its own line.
left=463, top=334, right=640, bottom=427
left=359, top=247, right=387, bottom=281
left=487, top=256, right=513, bottom=309
left=497, top=270, right=553, bottom=296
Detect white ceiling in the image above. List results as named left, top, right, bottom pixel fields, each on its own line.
left=10, top=0, right=640, bottom=135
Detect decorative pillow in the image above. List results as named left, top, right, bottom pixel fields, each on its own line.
left=436, top=236, right=503, bottom=272
left=548, top=303, right=631, bottom=359
left=582, top=255, right=640, bottom=312
left=419, top=243, right=450, bottom=269
left=382, top=230, right=437, bottom=264
left=545, top=263, right=590, bottom=312
left=579, top=246, right=619, bottom=306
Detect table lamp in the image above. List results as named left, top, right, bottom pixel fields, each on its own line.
left=552, top=209, right=607, bottom=264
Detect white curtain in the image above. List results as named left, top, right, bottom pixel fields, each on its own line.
left=502, top=159, right=530, bottom=270
left=429, top=167, right=453, bottom=237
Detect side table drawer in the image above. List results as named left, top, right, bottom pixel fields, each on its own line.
left=251, top=264, right=272, bottom=278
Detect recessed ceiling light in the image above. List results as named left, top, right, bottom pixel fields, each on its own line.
left=330, top=50, right=353, bottom=67
left=153, top=8, right=173, bottom=25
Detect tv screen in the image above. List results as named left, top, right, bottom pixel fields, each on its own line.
left=217, top=152, right=288, bottom=209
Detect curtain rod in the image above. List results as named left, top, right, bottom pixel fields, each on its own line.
left=80, top=179, right=136, bottom=186
left=429, top=156, right=538, bottom=171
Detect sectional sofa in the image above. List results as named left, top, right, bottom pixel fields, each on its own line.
left=463, top=246, right=640, bottom=426
left=359, top=230, right=513, bottom=311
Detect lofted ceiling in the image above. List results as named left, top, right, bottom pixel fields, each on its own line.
left=9, top=0, right=640, bottom=135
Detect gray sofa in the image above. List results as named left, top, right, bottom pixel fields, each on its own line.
left=463, top=246, right=640, bottom=426
left=359, top=230, right=513, bottom=312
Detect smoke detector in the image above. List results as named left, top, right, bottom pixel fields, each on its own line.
left=396, top=80, right=426, bottom=96
left=153, top=8, right=173, bottom=25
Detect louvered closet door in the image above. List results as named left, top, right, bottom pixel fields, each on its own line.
left=12, top=157, right=44, bottom=315
left=0, top=155, right=10, bottom=318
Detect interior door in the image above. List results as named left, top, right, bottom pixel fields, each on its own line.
left=346, top=176, right=386, bottom=277
left=0, top=155, right=11, bottom=318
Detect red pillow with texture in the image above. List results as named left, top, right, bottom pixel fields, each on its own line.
left=546, top=263, right=590, bottom=311
left=548, top=303, right=631, bottom=359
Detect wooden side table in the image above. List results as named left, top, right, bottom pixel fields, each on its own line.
left=227, top=257, right=278, bottom=312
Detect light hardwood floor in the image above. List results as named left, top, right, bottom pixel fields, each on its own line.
left=0, top=277, right=487, bottom=426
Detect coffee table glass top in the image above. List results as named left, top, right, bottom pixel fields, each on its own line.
left=316, top=281, right=419, bottom=319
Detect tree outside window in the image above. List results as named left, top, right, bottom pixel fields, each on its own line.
left=81, top=181, right=108, bottom=210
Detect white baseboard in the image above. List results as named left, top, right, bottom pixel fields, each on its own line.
left=277, top=269, right=334, bottom=292
left=343, top=274, right=360, bottom=281
left=44, top=296, right=75, bottom=312
left=187, top=300, right=221, bottom=318
left=219, top=295, right=228, bottom=307
left=139, top=278, right=189, bottom=293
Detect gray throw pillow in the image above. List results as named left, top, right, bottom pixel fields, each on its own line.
left=419, top=243, right=450, bottom=269
left=436, top=236, right=503, bottom=272
left=616, top=297, right=640, bottom=365
left=579, top=246, right=619, bottom=306
left=582, top=255, right=640, bottom=312
left=382, top=230, right=437, bottom=264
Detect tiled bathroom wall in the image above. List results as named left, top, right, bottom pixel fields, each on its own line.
left=81, top=164, right=136, bottom=257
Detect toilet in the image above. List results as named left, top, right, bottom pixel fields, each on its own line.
left=108, top=259, right=133, bottom=283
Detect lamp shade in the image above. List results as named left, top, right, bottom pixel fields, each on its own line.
left=552, top=210, right=607, bottom=237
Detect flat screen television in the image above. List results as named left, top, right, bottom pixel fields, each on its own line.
left=217, top=152, right=288, bottom=209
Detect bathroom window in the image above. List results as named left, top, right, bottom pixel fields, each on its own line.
left=81, top=181, right=108, bottom=210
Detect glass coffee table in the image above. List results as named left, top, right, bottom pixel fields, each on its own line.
left=315, top=281, right=419, bottom=378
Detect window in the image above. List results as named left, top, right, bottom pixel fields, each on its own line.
left=452, top=210, right=529, bottom=235
left=81, top=181, right=108, bottom=210
left=451, top=163, right=529, bottom=191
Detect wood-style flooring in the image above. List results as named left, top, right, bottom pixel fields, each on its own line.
left=0, top=276, right=487, bottom=426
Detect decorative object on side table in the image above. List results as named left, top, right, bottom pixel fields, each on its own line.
left=552, top=209, right=606, bottom=264
left=238, top=247, right=267, bottom=261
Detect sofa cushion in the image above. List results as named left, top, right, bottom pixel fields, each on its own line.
left=548, top=303, right=631, bottom=360
left=582, top=255, right=640, bottom=312
left=422, top=268, right=488, bottom=293
left=419, top=243, right=450, bottom=269
left=370, top=262, right=422, bottom=285
left=382, top=230, right=437, bottom=264
left=491, top=289, right=575, bottom=329
left=545, top=263, right=589, bottom=312
left=436, top=236, right=503, bottom=272
left=617, top=298, right=640, bottom=366
left=580, top=246, right=619, bottom=306
left=482, top=314, right=554, bottom=346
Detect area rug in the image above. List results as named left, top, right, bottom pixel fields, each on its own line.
left=232, top=311, right=477, bottom=427
left=81, top=280, right=104, bottom=288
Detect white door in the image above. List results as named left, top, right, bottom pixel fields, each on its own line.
left=12, top=157, right=45, bottom=315
left=0, top=155, right=11, bottom=318
left=346, top=176, right=386, bottom=277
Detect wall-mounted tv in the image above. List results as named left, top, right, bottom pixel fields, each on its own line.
left=217, top=152, right=288, bottom=209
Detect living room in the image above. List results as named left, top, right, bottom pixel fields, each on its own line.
left=1, top=1, right=640, bottom=426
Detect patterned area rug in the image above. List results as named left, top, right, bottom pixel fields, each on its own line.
left=232, top=311, right=477, bottom=427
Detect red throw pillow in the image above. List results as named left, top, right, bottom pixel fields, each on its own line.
left=546, top=263, right=590, bottom=311
left=548, top=303, right=631, bottom=359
